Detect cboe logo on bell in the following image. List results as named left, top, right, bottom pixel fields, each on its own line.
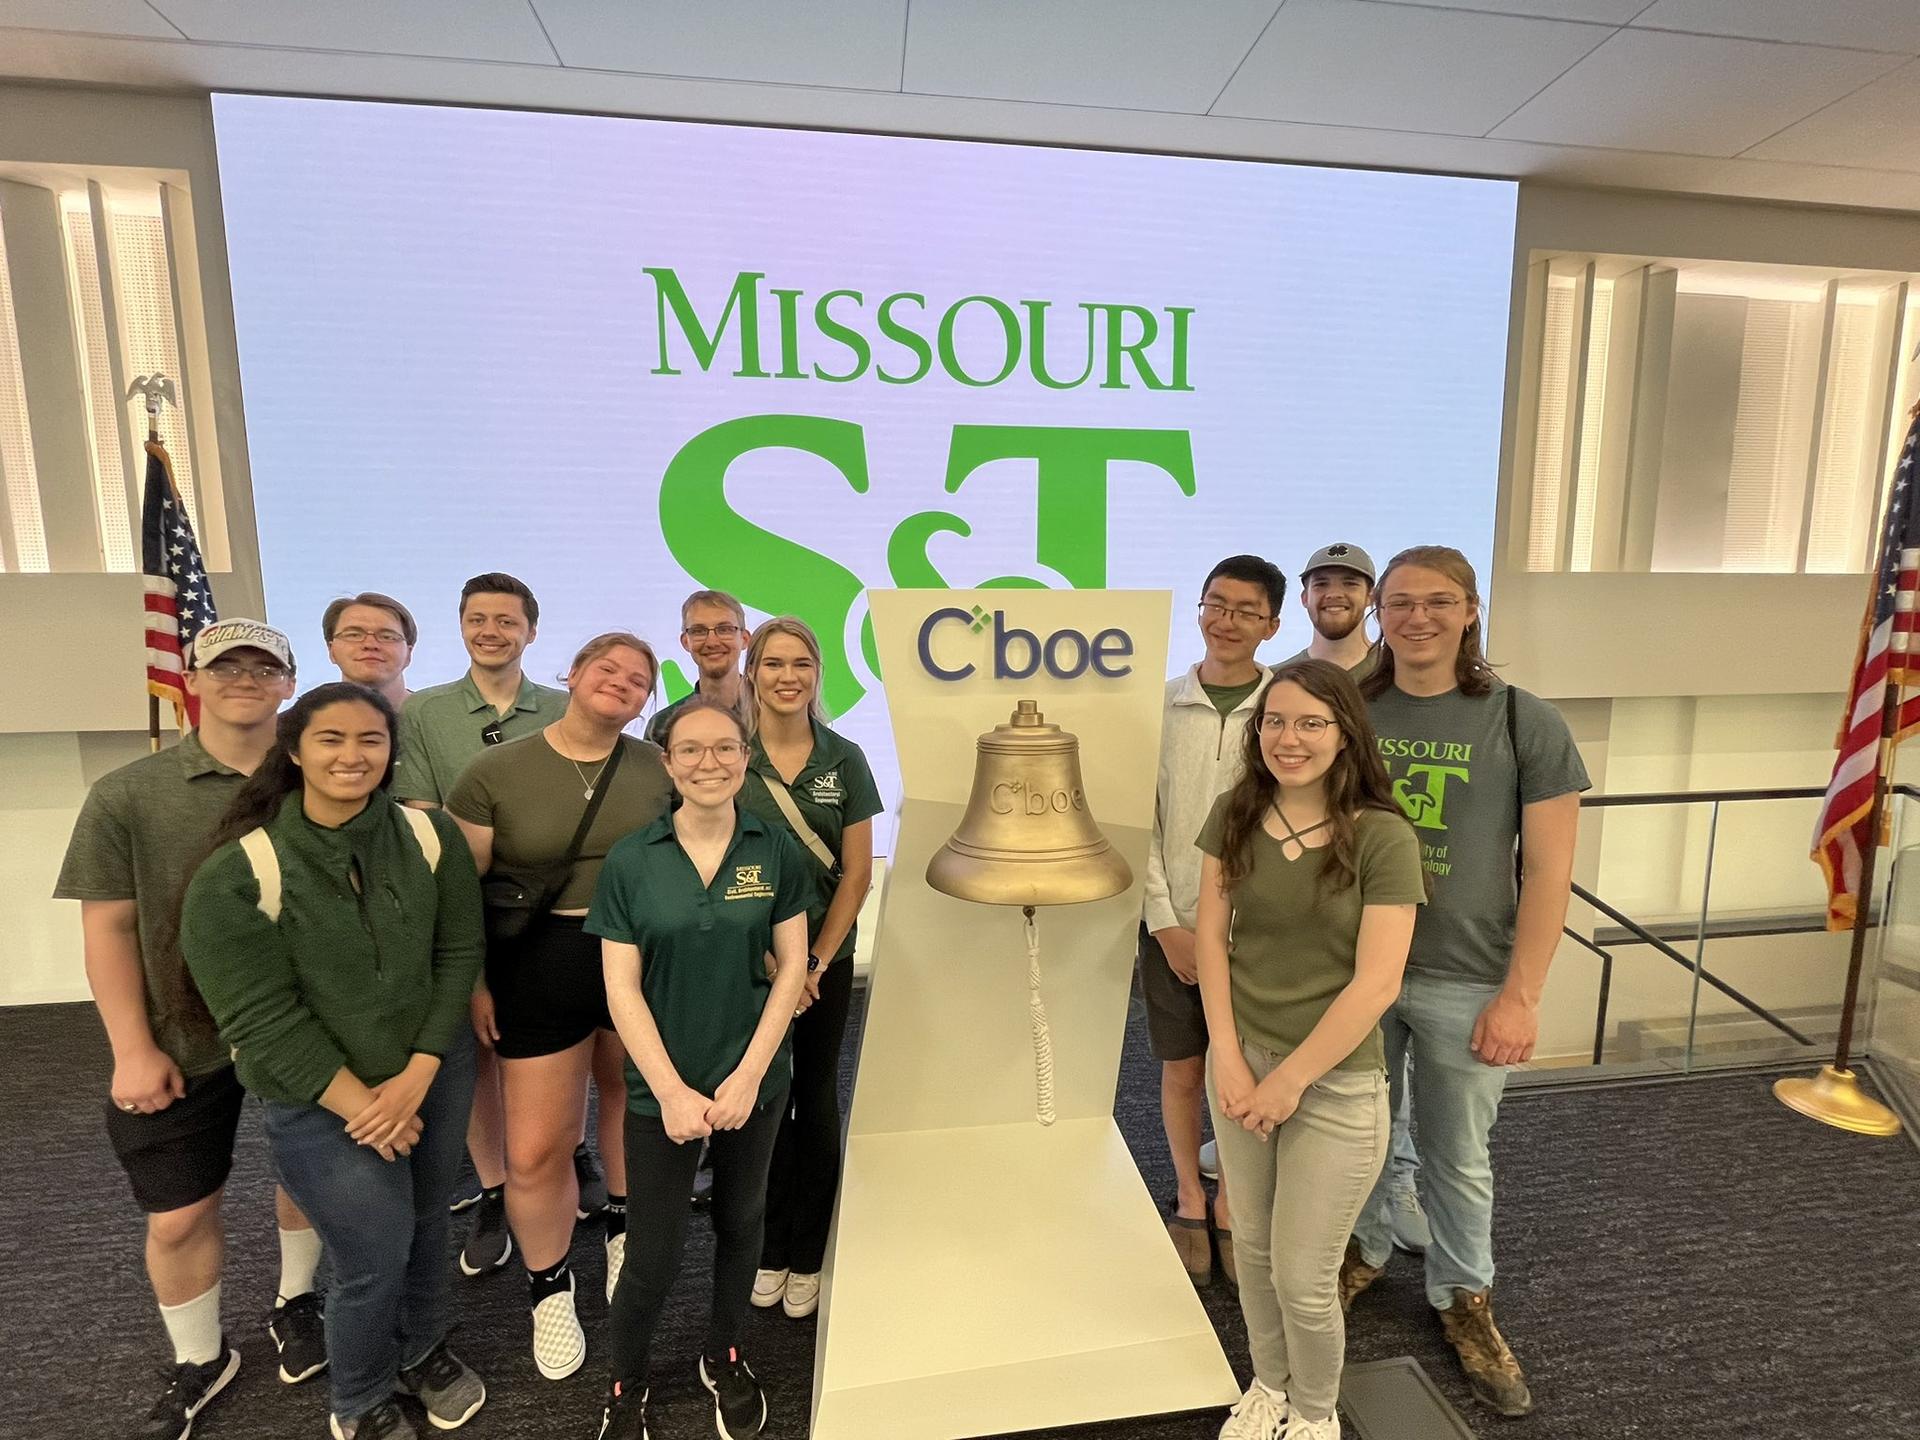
left=916, top=605, right=1134, bottom=682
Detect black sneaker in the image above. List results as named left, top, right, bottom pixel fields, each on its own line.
left=596, top=1380, right=649, bottom=1440
left=399, top=1339, right=486, bottom=1430
left=448, top=1175, right=483, bottom=1214
left=269, top=1291, right=328, bottom=1384
left=458, top=1189, right=512, bottom=1277
left=328, top=1397, right=419, bottom=1440
left=698, top=1348, right=766, bottom=1439
left=137, top=1342, right=240, bottom=1440
left=574, top=1144, right=608, bottom=1219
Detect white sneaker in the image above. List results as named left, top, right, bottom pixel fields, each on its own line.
left=1199, top=1138, right=1220, bottom=1180
left=1282, top=1413, right=1340, bottom=1440
left=605, top=1233, right=626, bottom=1305
left=782, top=1271, right=821, bottom=1319
left=750, top=1268, right=789, bottom=1309
left=1219, top=1379, right=1289, bottom=1440
left=530, top=1273, right=586, bottom=1380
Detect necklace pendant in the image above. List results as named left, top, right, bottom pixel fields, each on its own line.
left=583, top=786, right=594, bottom=800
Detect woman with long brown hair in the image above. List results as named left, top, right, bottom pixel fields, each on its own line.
left=1195, top=658, right=1426, bottom=1440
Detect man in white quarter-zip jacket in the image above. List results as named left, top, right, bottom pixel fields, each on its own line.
left=1142, top=554, right=1286, bottom=1290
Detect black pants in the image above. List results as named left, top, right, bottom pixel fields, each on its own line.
left=760, top=957, right=855, bottom=1273
left=609, top=1084, right=788, bottom=1386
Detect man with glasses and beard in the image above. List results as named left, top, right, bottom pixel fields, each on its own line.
left=645, top=590, right=751, bottom=746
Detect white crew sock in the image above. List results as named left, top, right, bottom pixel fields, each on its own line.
left=278, top=1225, right=322, bottom=1303
left=159, top=1284, right=223, bottom=1366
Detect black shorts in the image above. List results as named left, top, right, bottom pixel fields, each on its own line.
left=489, top=915, right=615, bottom=1060
left=105, top=1065, right=244, bottom=1213
left=1138, top=925, right=1209, bottom=1062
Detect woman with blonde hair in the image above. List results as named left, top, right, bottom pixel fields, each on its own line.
left=740, top=617, right=883, bottom=1323
left=446, top=632, right=671, bottom=1379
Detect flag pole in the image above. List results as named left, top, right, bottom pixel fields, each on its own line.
left=1775, top=409, right=1915, bottom=1139
left=137, top=381, right=169, bottom=754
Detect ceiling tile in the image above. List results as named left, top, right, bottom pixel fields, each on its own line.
left=1214, top=0, right=1609, bottom=135
left=1492, top=29, right=1903, bottom=154
left=904, top=0, right=1279, bottom=112
left=0, top=1, right=179, bottom=38
left=533, top=0, right=907, bottom=90
left=1743, top=57, right=1920, bottom=170
left=1632, top=0, right=1920, bottom=55
left=1384, top=0, right=1645, bottom=20
left=149, top=1, right=557, bottom=63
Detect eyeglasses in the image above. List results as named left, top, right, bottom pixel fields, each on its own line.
left=684, top=623, right=742, bottom=641
left=1381, top=596, right=1466, bottom=617
left=481, top=721, right=505, bottom=746
left=1197, top=600, right=1271, bottom=627
left=1257, top=714, right=1336, bottom=737
left=669, top=739, right=746, bottom=765
left=203, top=660, right=290, bottom=683
left=333, top=627, right=406, bottom=646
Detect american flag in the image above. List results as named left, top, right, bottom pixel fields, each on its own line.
left=1816, top=410, right=1920, bottom=930
left=140, top=438, right=217, bottom=732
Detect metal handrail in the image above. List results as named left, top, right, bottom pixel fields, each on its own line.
left=1580, top=786, right=1822, bottom=808
left=1561, top=785, right=1828, bottom=1068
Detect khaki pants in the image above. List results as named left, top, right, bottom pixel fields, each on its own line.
left=1210, top=1039, right=1388, bottom=1421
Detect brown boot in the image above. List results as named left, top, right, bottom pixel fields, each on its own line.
left=1337, top=1240, right=1383, bottom=1312
left=1438, top=1288, right=1534, bottom=1416
left=1166, top=1213, right=1211, bottom=1286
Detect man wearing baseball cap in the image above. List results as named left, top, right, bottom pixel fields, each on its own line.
left=1281, top=543, right=1380, bottom=678
left=55, top=618, right=329, bottom=1440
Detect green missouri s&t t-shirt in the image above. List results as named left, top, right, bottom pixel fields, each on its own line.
left=1196, top=802, right=1427, bottom=1073
left=1367, top=680, right=1589, bottom=985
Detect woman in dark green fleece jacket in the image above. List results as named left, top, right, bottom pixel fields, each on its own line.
left=181, top=682, right=488, bottom=1440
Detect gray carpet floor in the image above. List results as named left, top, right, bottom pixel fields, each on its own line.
left=4, top=987, right=1918, bottom=1440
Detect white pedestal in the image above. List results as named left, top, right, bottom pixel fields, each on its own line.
left=810, top=591, right=1238, bottom=1439
left=811, top=1120, right=1235, bottom=1439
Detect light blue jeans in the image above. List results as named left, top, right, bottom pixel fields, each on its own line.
left=1350, top=973, right=1509, bottom=1309
left=1387, top=1051, right=1419, bottom=1190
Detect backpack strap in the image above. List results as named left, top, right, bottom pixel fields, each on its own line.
left=399, top=805, right=442, bottom=873
left=237, top=828, right=283, bottom=922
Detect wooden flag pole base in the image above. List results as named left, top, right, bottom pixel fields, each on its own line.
left=1773, top=1065, right=1903, bottom=1137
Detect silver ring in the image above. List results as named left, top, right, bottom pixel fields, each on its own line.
left=120, top=1101, right=139, bottom=1112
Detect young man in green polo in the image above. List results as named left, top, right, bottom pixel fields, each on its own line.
left=55, top=619, right=325, bottom=1440
left=394, top=572, right=571, bottom=1275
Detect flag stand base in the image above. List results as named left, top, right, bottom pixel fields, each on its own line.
left=1774, top=1065, right=1903, bottom=1137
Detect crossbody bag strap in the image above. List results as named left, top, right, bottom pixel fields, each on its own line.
left=762, top=772, right=838, bottom=873
left=1505, top=684, right=1524, bottom=888
left=556, top=737, right=624, bottom=880
left=398, top=804, right=442, bottom=872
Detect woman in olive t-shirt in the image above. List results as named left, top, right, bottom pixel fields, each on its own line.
left=1194, top=658, right=1427, bottom=1440
left=445, top=632, right=671, bottom=1382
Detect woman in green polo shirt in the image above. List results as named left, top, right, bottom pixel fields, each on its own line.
left=587, top=698, right=812, bottom=1440
left=736, top=617, right=882, bottom=1323
left=1194, top=658, right=1426, bottom=1440
left=179, top=682, right=488, bottom=1440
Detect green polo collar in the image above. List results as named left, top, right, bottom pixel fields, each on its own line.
left=456, top=671, right=547, bottom=718
left=636, top=807, right=774, bottom=852
left=747, top=723, right=853, bottom=787
left=179, top=730, right=245, bottom=780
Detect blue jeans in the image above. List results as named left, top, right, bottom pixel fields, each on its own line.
left=1387, top=1050, right=1419, bottom=1190
left=1350, top=974, right=1509, bottom=1308
left=263, top=1032, right=477, bottom=1422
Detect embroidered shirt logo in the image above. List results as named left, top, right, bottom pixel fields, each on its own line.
left=725, top=863, right=774, bottom=901
left=808, top=770, right=844, bottom=806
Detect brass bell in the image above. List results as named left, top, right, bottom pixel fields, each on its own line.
left=927, top=700, right=1133, bottom=908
